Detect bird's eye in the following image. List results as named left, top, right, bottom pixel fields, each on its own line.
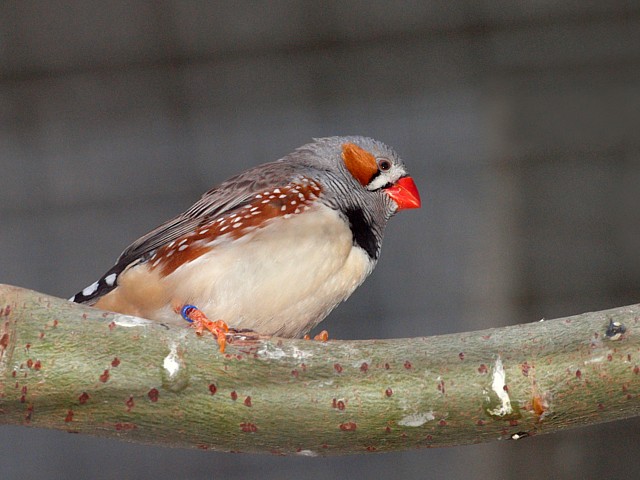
left=377, top=158, right=392, bottom=172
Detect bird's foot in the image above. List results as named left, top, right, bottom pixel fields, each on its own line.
left=304, top=330, right=329, bottom=342
left=180, top=305, right=229, bottom=353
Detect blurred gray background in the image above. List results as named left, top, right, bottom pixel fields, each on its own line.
left=2, top=1, right=640, bottom=479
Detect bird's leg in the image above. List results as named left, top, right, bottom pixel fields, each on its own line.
left=179, top=305, right=229, bottom=353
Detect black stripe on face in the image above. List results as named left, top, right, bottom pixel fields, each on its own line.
left=343, top=206, right=378, bottom=261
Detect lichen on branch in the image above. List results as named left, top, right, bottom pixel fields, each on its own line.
left=0, top=284, right=639, bottom=454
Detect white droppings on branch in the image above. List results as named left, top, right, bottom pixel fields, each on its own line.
left=487, top=356, right=513, bottom=417
left=257, top=343, right=311, bottom=361
left=163, top=342, right=181, bottom=378
left=112, top=314, right=153, bottom=328
left=295, top=449, right=318, bottom=457
left=398, top=412, right=435, bottom=427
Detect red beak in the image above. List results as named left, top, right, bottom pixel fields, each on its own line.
left=385, top=176, right=421, bottom=210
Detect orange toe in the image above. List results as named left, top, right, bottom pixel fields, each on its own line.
left=304, top=330, right=329, bottom=342
left=180, top=305, right=229, bottom=353
left=314, top=330, right=329, bottom=342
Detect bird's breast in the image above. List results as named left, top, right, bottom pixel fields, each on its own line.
left=107, top=204, right=375, bottom=337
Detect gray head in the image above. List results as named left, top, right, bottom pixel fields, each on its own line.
left=283, top=135, right=421, bottom=260
left=286, top=135, right=419, bottom=212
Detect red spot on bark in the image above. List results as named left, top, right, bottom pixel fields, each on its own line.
left=437, top=379, right=445, bottom=394
left=385, top=426, right=392, bottom=433
left=53, top=319, right=58, bottom=327
left=39, top=332, right=45, bottom=339
left=0, top=333, right=8, bottom=349
left=337, top=400, right=345, bottom=411
left=366, top=446, right=377, bottom=452
left=11, top=370, right=16, bottom=377
left=532, top=395, right=547, bottom=416
left=332, top=398, right=337, bottom=408
left=99, top=369, right=110, bottom=382
left=478, top=364, right=488, bottom=374
left=25, top=404, right=33, bottom=422
left=385, top=388, right=393, bottom=397
left=115, top=422, right=137, bottom=431
left=240, top=422, right=258, bottom=432
left=300, top=363, right=307, bottom=371
left=108, top=321, right=116, bottom=331
left=458, top=352, right=465, bottom=361
left=20, top=395, right=26, bottom=403
left=598, top=403, right=605, bottom=410
left=576, top=369, right=582, bottom=379
left=482, top=334, right=491, bottom=340
left=339, top=422, right=357, bottom=431
left=125, top=396, right=135, bottom=411
left=384, top=363, right=390, bottom=370
left=476, top=420, right=485, bottom=426
left=360, top=362, right=369, bottom=372
left=3, top=305, right=11, bottom=316
left=628, top=354, right=632, bottom=362
left=634, top=366, right=640, bottom=375
left=521, top=362, right=530, bottom=376
left=334, top=363, right=343, bottom=373
left=438, top=420, right=447, bottom=427
left=503, top=385, right=509, bottom=393
left=230, top=391, right=238, bottom=401
left=148, top=388, right=159, bottom=402
left=32, top=360, right=42, bottom=370
left=197, top=444, right=209, bottom=450
left=21, top=385, right=27, bottom=395
left=65, top=410, right=74, bottom=422
left=244, top=396, right=252, bottom=407
left=291, top=369, right=299, bottom=378
left=26, top=359, right=33, bottom=368
left=208, top=383, right=217, bottom=395
left=509, top=419, right=519, bottom=426
left=607, top=354, right=613, bottom=362
left=404, top=361, right=412, bottom=369
left=111, top=357, right=120, bottom=367
left=79, top=392, right=90, bottom=404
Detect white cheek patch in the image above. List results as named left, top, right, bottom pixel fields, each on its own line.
left=367, top=165, right=405, bottom=191
left=104, top=273, right=117, bottom=287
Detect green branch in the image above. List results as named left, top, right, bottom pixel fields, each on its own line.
left=0, top=284, right=638, bottom=454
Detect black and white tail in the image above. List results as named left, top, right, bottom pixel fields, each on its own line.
left=69, top=263, right=125, bottom=305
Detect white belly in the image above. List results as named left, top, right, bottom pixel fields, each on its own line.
left=141, top=205, right=373, bottom=337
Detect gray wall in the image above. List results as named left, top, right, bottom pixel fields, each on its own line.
left=2, top=2, right=639, bottom=479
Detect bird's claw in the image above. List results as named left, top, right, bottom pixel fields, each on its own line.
left=304, top=330, right=329, bottom=342
left=180, top=305, right=229, bottom=353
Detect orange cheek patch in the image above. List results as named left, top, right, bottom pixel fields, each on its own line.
left=341, top=143, right=378, bottom=186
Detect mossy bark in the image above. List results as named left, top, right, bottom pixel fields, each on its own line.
left=0, top=284, right=639, bottom=454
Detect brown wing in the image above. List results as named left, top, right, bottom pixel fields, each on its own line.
left=71, top=161, right=314, bottom=304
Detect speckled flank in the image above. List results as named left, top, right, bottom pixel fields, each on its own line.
left=150, top=178, right=322, bottom=277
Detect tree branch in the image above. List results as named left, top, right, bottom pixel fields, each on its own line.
left=0, top=284, right=638, bottom=454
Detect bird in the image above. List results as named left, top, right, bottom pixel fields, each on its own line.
left=71, top=136, right=421, bottom=351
